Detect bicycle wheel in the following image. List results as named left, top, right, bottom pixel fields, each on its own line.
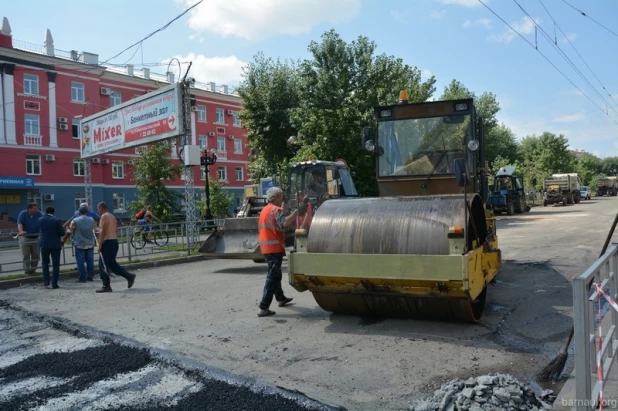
left=153, top=230, right=169, bottom=246
left=130, top=233, right=146, bottom=249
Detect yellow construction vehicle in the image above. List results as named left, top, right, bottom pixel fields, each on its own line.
left=198, top=160, right=358, bottom=262
left=288, top=92, right=502, bottom=322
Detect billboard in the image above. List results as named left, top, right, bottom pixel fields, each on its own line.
left=260, top=178, right=275, bottom=196
left=80, top=84, right=184, bottom=158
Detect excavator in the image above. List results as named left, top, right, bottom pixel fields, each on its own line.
left=198, top=159, right=358, bottom=262
left=288, top=92, right=502, bottom=323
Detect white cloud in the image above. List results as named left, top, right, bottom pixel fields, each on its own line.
left=439, top=0, right=484, bottom=7
left=552, top=113, right=586, bottom=123
left=390, top=9, right=409, bottom=24
left=421, top=69, right=433, bottom=80
left=163, top=53, right=248, bottom=86
left=462, top=18, right=492, bottom=29
left=180, top=0, right=361, bottom=41
left=487, top=16, right=539, bottom=44
left=430, top=10, right=447, bottom=19
left=562, top=32, right=577, bottom=43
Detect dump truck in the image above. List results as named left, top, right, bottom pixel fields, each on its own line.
left=288, top=93, right=501, bottom=323
left=486, top=165, right=530, bottom=215
left=596, top=177, right=617, bottom=197
left=543, top=173, right=581, bottom=206
left=197, top=160, right=358, bottom=262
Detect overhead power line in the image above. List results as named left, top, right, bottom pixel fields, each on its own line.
left=561, top=0, right=618, bottom=38
left=538, top=0, right=618, bottom=109
left=477, top=0, right=618, bottom=126
left=512, top=0, right=618, bottom=117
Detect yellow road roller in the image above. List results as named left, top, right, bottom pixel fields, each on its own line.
left=288, top=93, right=501, bottom=322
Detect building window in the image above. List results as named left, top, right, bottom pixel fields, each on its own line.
left=234, top=138, right=242, bottom=154
left=26, top=155, right=41, bottom=175
left=232, top=111, right=241, bottom=127
left=110, top=92, right=121, bottom=107
left=72, top=118, right=80, bottom=139
left=199, top=135, right=208, bottom=148
left=216, top=108, right=224, bottom=124
left=28, top=190, right=42, bottom=210
left=197, top=105, right=206, bottom=122
left=24, top=74, right=39, bottom=96
left=71, top=82, right=85, bottom=102
left=113, top=193, right=125, bottom=212
left=235, top=167, right=244, bottom=181
left=217, top=166, right=227, bottom=181
left=217, top=136, right=226, bottom=152
left=74, top=192, right=86, bottom=211
left=112, top=161, right=124, bottom=179
left=73, top=159, right=85, bottom=176
left=25, top=114, right=40, bottom=135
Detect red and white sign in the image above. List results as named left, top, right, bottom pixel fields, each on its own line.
left=80, top=84, right=184, bottom=158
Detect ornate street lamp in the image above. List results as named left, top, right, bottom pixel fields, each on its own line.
left=200, top=148, right=218, bottom=222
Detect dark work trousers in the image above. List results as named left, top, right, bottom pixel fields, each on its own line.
left=41, top=248, right=61, bottom=286
left=259, top=253, right=286, bottom=310
left=100, top=239, right=130, bottom=284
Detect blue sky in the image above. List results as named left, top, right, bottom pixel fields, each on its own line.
left=3, top=0, right=618, bottom=156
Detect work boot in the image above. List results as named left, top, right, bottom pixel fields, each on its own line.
left=118, top=271, right=136, bottom=289
left=96, top=277, right=112, bottom=293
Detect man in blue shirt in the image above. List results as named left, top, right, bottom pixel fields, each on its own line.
left=17, top=203, right=43, bottom=275
left=63, top=202, right=100, bottom=228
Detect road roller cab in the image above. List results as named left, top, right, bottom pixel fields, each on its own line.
left=288, top=92, right=502, bottom=322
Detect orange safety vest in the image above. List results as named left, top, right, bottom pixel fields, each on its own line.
left=258, top=203, right=286, bottom=255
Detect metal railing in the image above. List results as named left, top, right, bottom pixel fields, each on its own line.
left=573, top=244, right=618, bottom=410
left=0, top=220, right=224, bottom=277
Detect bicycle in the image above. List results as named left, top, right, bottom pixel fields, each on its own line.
left=130, top=226, right=169, bottom=249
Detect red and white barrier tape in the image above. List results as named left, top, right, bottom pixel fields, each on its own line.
left=591, top=283, right=618, bottom=410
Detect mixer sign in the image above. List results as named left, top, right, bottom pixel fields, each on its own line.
left=80, top=84, right=184, bottom=158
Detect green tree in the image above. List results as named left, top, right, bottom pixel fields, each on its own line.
left=485, top=124, right=521, bottom=168
left=196, top=180, right=234, bottom=218
left=129, top=140, right=183, bottom=221
left=237, top=52, right=301, bottom=184
left=519, top=132, right=575, bottom=189
left=575, top=153, right=602, bottom=186
left=601, top=156, right=618, bottom=176
left=289, top=29, right=436, bottom=195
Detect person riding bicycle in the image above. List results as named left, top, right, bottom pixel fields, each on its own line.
left=136, top=205, right=161, bottom=242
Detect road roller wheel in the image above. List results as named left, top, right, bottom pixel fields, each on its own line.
left=311, top=287, right=487, bottom=323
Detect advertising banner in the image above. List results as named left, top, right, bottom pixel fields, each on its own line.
left=80, top=84, right=184, bottom=158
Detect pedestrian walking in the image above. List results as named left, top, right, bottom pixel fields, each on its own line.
left=62, top=207, right=96, bottom=282
left=96, top=202, right=136, bottom=293
left=37, top=206, right=65, bottom=289
left=257, top=187, right=297, bottom=317
left=16, top=203, right=43, bottom=275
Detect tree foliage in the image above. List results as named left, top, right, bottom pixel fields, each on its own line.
left=196, top=180, right=234, bottom=219
left=237, top=52, right=301, bottom=184
left=129, top=140, right=183, bottom=221
left=520, top=132, right=575, bottom=189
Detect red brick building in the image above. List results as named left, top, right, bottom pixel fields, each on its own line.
left=0, top=16, right=249, bottom=227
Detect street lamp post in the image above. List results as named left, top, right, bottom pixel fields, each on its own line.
left=200, top=149, right=218, bottom=222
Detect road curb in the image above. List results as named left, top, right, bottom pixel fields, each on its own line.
left=0, top=254, right=206, bottom=290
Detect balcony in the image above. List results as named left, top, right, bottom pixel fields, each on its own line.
left=216, top=150, right=227, bottom=160
left=23, top=135, right=42, bottom=146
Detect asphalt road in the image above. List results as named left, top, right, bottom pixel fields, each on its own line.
left=0, top=196, right=616, bottom=410
left=0, top=304, right=337, bottom=411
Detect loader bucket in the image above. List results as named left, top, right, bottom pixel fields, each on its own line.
left=198, top=217, right=263, bottom=260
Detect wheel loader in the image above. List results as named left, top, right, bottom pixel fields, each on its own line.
left=197, top=160, right=358, bottom=262
left=288, top=92, right=502, bottom=322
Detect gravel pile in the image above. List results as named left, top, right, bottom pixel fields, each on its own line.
left=410, top=373, right=557, bottom=411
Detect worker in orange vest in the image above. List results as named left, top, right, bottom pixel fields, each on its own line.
left=257, top=187, right=298, bottom=317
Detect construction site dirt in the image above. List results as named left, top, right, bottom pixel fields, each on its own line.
left=0, top=196, right=615, bottom=410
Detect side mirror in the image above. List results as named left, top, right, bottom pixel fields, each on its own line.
left=361, top=127, right=372, bottom=147
left=454, top=158, right=468, bottom=187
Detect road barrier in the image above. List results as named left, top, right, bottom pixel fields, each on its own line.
left=0, top=220, right=224, bottom=276
left=573, top=244, right=618, bottom=410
